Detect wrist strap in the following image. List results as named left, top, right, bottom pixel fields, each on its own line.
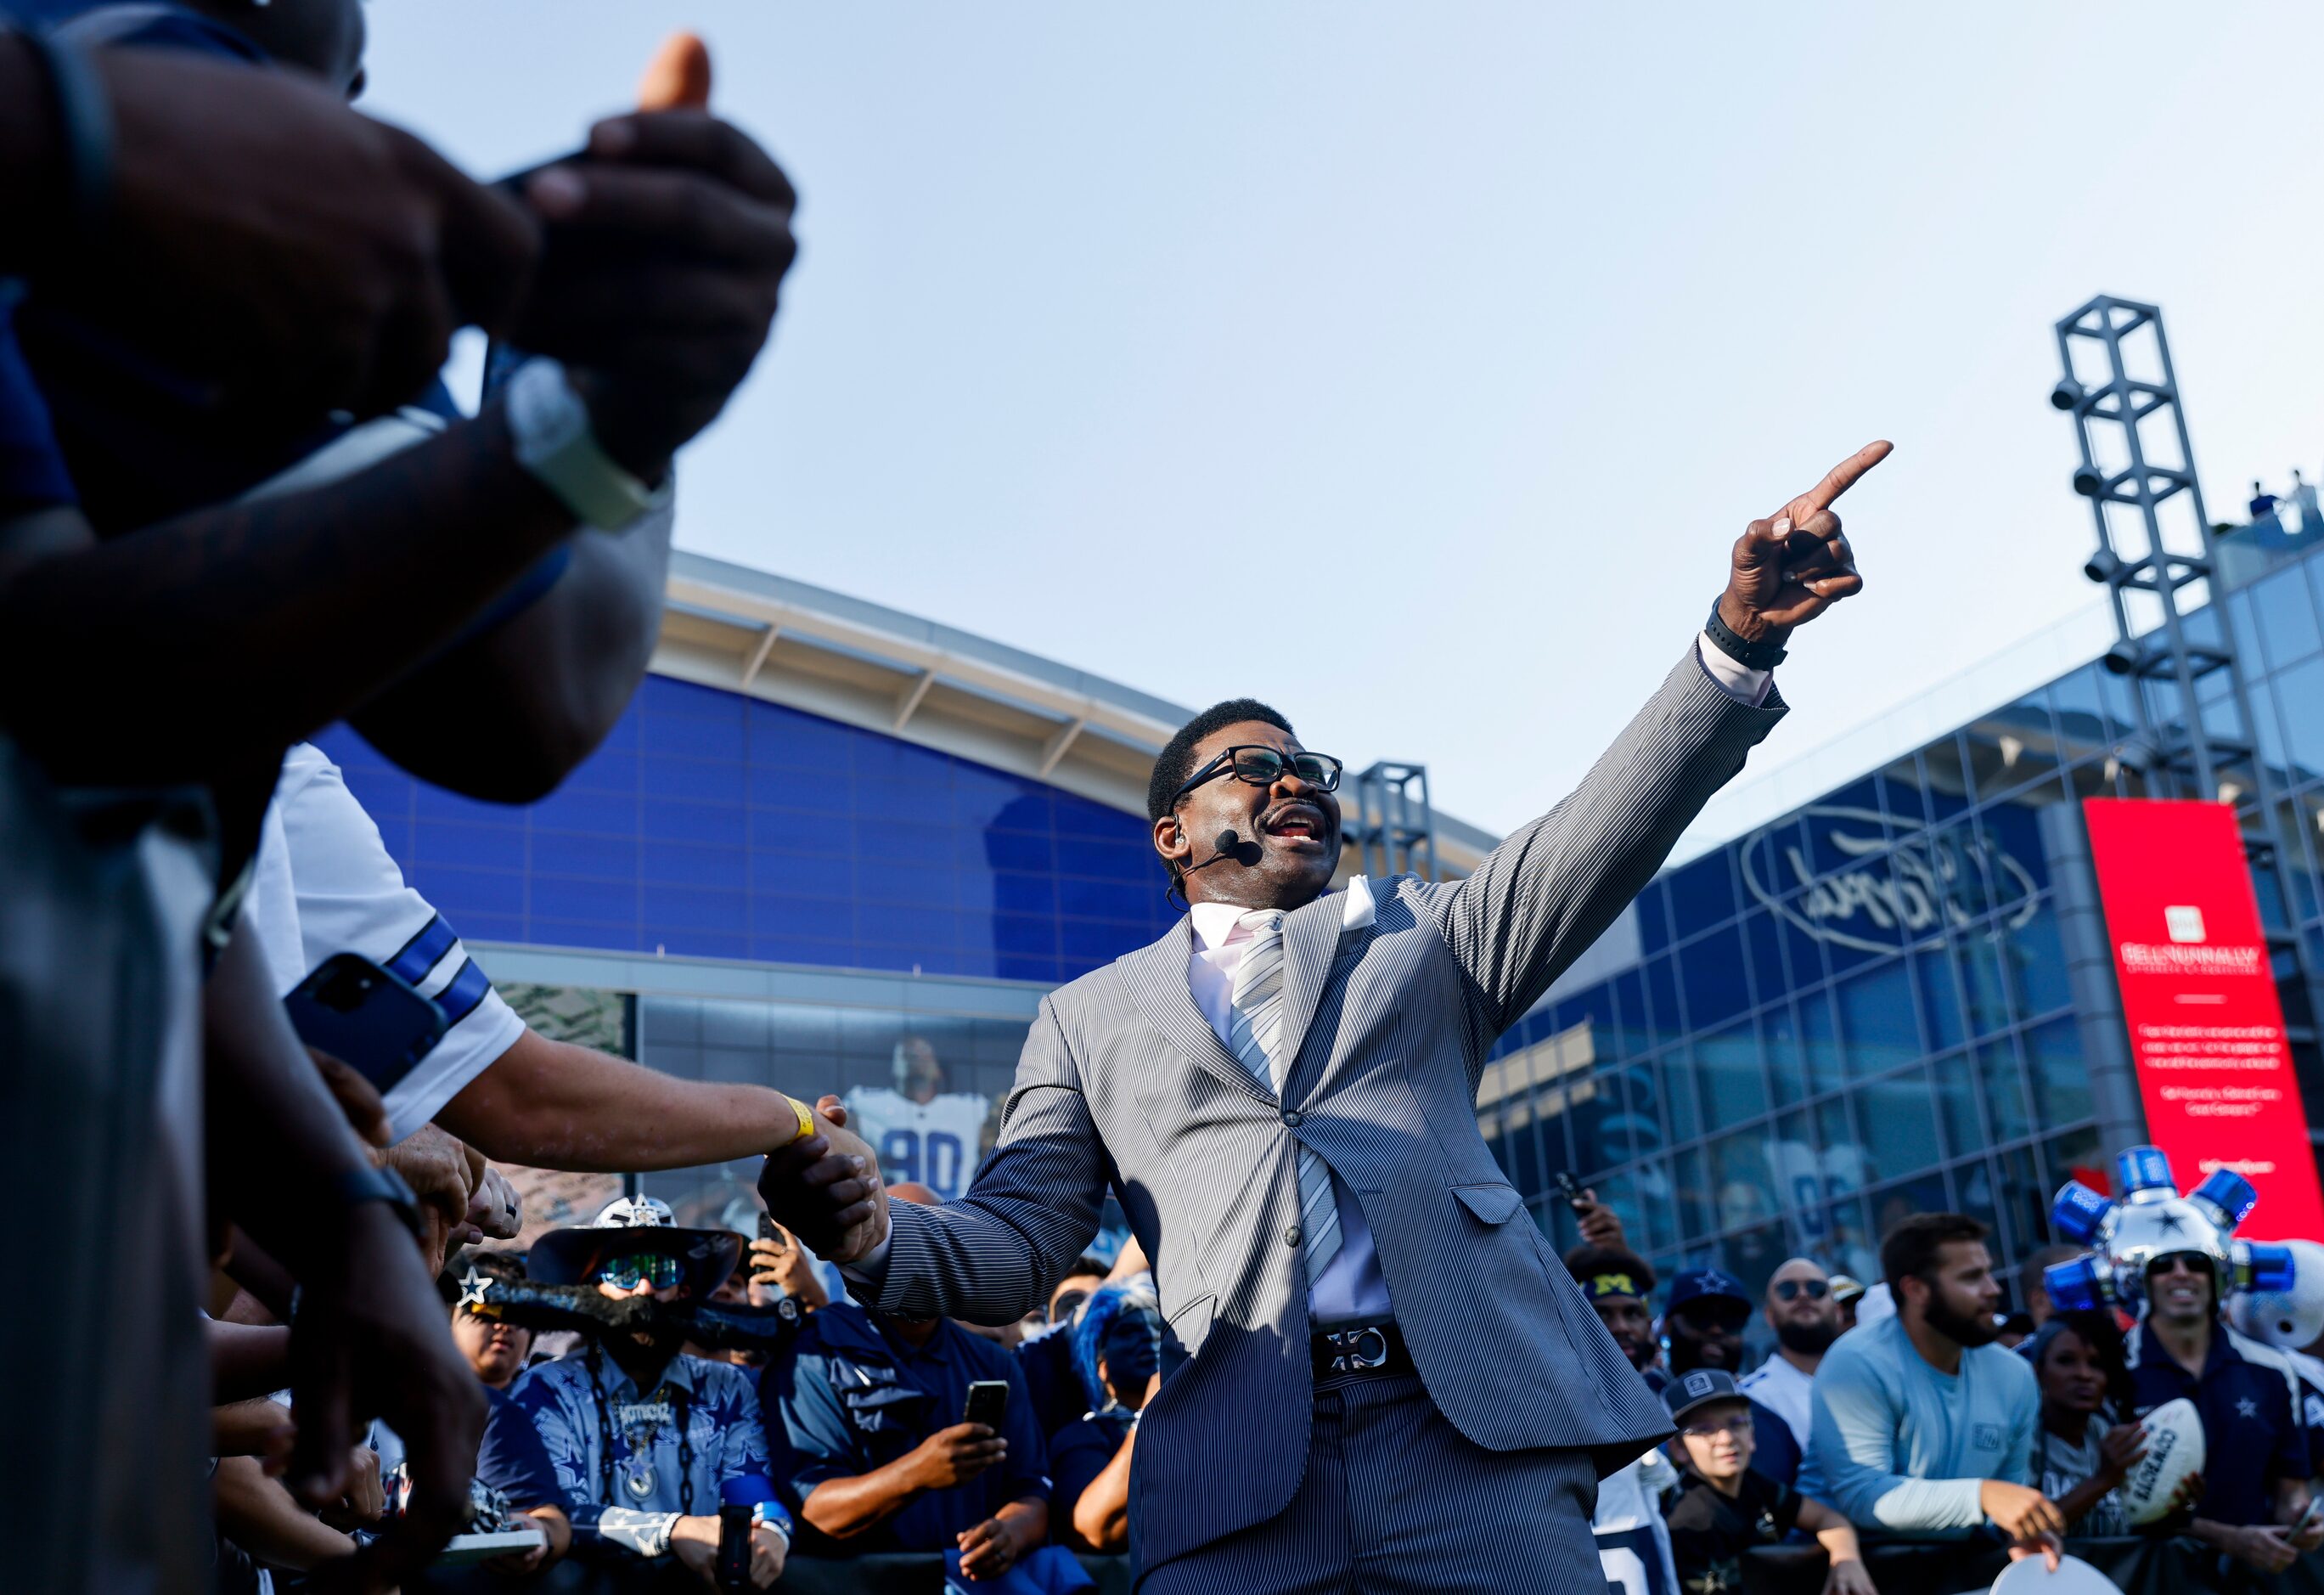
left=781, top=1096, right=816, bottom=1149
left=331, top=1164, right=425, bottom=1242
left=1704, top=598, right=1788, bottom=670
left=16, top=26, right=115, bottom=239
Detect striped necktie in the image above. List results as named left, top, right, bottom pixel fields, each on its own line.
left=1226, top=909, right=1343, bottom=1277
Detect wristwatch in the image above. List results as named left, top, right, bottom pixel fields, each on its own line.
left=504, top=356, right=673, bottom=531
left=1704, top=597, right=1789, bottom=671
left=331, top=1164, right=426, bottom=1243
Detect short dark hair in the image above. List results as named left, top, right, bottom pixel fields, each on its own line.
left=1563, top=1243, right=1657, bottom=1300
left=1881, top=1212, right=1989, bottom=1290
left=1146, top=698, right=1296, bottom=887
left=1063, top=1254, right=1109, bottom=1283
left=2019, top=1243, right=2081, bottom=1307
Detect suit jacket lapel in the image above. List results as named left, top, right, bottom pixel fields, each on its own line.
left=1272, top=893, right=1346, bottom=1096
left=1118, top=920, right=1275, bottom=1105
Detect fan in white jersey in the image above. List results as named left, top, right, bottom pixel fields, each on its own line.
left=841, top=1038, right=995, bottom=1203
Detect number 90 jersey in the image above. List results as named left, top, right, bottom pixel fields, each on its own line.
left=841, top=1087, right=994, bottom=1202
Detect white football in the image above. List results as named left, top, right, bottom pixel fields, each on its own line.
left=2118, top=1397, right=2205, bottom=1526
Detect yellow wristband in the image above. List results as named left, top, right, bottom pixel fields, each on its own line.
left=783, top=1096, right=816, bottom=1148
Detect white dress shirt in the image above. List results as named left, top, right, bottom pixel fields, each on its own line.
left=1190, top=888, right=1392, bottom=1327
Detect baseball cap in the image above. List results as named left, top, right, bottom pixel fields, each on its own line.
left=1666, top=1267, right=1750, bottom=1312
left=1662, top=1367, right=1745, bottom=1427
left=1827, top=1273, right=1866, bottom=1305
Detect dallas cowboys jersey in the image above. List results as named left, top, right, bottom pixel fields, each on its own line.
left=243, top=742, right=524, bottom=1142
left=841, top=1087, right=993, bottom=1202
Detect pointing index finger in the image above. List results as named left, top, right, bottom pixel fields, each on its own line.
left=1795, top=439, right=1894, bottom=515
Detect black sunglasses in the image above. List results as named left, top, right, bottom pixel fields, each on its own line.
left=1773, top=1278, right=1830, bottom=1303
left=1168, top=745, right=1344, bottom=810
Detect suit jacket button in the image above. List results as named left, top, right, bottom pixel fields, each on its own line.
left=1284, top=1223, right=1303, bottom=1247
left=1281, top=1110, right=1304, bottom=1128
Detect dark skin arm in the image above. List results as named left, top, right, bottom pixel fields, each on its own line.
left=205, top=919, right=485, bottom=1592
left=800, top=1422, right=1007, bottom=1540
left=0, top=410, right=577, bottom=788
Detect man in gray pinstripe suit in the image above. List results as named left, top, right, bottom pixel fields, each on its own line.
left=763, top=441, right=1890, bottom=1592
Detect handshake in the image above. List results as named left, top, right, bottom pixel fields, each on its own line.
left=760, top=1096, right=894, bottom=1265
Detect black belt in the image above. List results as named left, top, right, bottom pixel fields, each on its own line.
left=1311, top=1321, right=1412, bottom=1380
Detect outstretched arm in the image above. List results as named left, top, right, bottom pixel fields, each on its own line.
left=763, top=1000, right=1108, bottom=1324
left=1418, top=442, right=1887, bottom=1035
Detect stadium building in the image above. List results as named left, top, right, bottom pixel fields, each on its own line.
left=328, top=298, right=2324, bottom=1310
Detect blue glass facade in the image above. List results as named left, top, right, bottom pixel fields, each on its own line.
left=315, top=673, right=1178, bottom=983
left=1487, top=536, right=2324, bottom=1316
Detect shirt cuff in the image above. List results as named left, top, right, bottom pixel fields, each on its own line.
left=1696, top=630, right=1773, bottom=707
left=838, top=1230, right=893, bottom=1289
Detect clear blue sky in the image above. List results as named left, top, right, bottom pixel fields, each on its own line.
left=367, top=3, right=2324, bottom=835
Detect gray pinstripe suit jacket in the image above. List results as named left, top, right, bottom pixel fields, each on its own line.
left=867, top=645, right=1787, bottom=1572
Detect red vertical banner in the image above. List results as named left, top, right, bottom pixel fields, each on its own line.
left=2083, top=798, right=2324, bottom=1239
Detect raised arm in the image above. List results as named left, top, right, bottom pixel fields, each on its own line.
left=1416, top=441, right=1887, bottom=1034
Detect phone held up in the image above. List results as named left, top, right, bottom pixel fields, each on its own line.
left=282, top=952, right=448, bottom=1096
left=963, top=1379, right=1009, bottom=1434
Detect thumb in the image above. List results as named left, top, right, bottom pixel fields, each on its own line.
left=638, top=31, right=713, bottom=111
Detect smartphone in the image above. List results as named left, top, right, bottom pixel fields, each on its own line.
left=2296, top=1493, right=2324, bottom=1537
left=282, top=953, right=448, bottom=1095
left=757, top=1211, right=788, bottom=1251
left=963, top=1379, right=1010, bottom=1433
left=1554, top=1172, right=1590, bottom=1214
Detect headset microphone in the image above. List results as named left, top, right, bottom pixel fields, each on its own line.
left=1184, top=828, right=1258, bottom=876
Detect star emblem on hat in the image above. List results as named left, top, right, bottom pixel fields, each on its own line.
left=2237, top=1396, right=2260, bottom=1420
left=456, top=1265, right=493, bottom=1310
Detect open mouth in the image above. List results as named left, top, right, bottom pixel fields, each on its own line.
left=1263, top=802, right=1331, bottom=850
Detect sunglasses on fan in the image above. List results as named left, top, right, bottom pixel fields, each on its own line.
left=597, top=1252, right=683, bottom=1290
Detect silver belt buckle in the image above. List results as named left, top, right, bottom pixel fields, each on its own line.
left=1325, top=1324, right=1390, bottom=1374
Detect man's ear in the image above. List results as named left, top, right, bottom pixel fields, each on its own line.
left=1152, top=813, right=1190, bottom=869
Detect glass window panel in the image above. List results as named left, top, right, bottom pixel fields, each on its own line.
left=2040, top=1124, right=2106, bottom=1203
left=1695, top=1021, right=1770, bottom=1126
left=1604, top=1059, right=1668, bottom=1164
left=1865, top=1171, right=1950, bottom=1255
left=1916, top=948, right=1966, bottom=1051
left=2255, top=564, right=2323, bottom=668
left=1744, top=909, right=1789, bottom=1008
left=1959, top=933, right=2014, bottom=1037
left=1827, top=1195, right=1880, bottom=1282
left=1995, top=1145, right=2050, bottom=1270
left=2000, top=896, right=2073, bottom=1018
left=1681, top=924, right=1752, bottom=1028
left=1635, top=880, right=1672, bottom=954
left=1672, top=1147, right=1713, bottom=1242
left=1663, top=1049, right=1702, bottom=1144
left=1878, top=755, right=1933, bottom=826
left=2049, top=665, right=2124, bottom=752
left=2275, top=657, right=2324, bottom=779
left=1802, top=989, right=1846, bottom=1096
left=1632, top=1158, right=1681, bottom=1255
left=1929, top=1049, right=1984, bottom=1158
left=1921, top=736, right=1975, bottom=809
left=1858, top=1064, right=1942, bottom=1183
left=1646, top=955, right=1684, bottom=1047
left=1765, top=1003, right=1809, bottom=1110
left=1609, top=969, right=1649, bottom=1057
left=1954, top=1156, right=2000, bottom=1254
left=1710, top=1127, right=1784, bottom=1237
left=2279, top=799, right=2324, bottom=923
left=1837, top=959, right=1921, bottom=1077
left=1574, top=1067, right=1632, bottom=1178
left=1667, top=853, right=1739, bottom=933
left=1720, top=1221, right=1788, bottom=1305
left=1962, top=697, right=2062, bottom=801
left=2024, top=1015, right=2092, bottom=1126
left=1976, top=1039, right=2033, bottom=1144
left=1590, top=1169, right=1650, bottom=1254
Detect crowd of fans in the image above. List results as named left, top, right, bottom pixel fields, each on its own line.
left=1563, top=1198, right=2324, bottom=1594
left=14, top=4, right=2324, bottom=1595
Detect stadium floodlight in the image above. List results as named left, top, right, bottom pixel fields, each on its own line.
left=2051, top=378, right=2085, bottom=412
left=2102, top=638, right=2144, bottom=676
left=2084, top=548, right=2124, bottom=583
left=2072, top=465, right=2106, bottom=498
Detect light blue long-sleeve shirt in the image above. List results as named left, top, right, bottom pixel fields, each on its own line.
left=1797, top=1316, right=2038, bottom=1536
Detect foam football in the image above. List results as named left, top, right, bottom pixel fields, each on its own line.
left=2118, top=1398, right=2204, bottom=1527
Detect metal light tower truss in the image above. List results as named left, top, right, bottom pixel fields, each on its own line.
left=2050, top=295, right=2250, bottom=799
left=1349, top=760, right=1440, bottom=882
left=2050, top=293, right=2323, bottom=1063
